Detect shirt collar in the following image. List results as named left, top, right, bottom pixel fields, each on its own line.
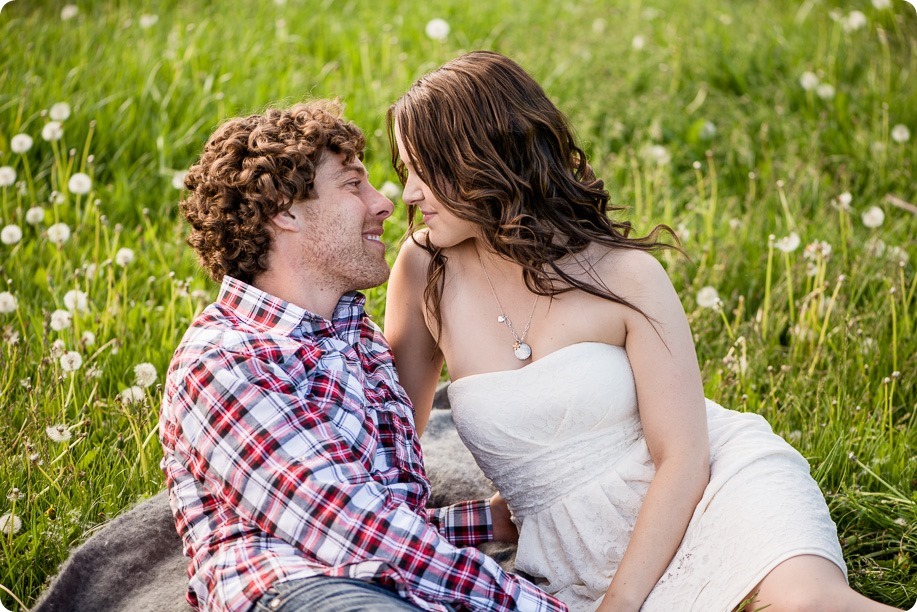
left=217, top=275, right=367, bottom=340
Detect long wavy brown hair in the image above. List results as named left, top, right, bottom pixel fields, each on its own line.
left=387, top=51, right=677, bottom=338
left=181, top=100, right=365, bottom=283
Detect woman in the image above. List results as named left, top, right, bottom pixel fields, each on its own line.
left=384, top=51, right=904, bottom=611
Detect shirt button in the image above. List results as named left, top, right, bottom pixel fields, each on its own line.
left=269, top=597, right=282, bottom=609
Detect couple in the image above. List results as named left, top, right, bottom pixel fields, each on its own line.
left=160, top=51, right=902, bottom=612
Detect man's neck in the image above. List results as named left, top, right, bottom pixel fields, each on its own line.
left=253, top=267, right=345, bottom=320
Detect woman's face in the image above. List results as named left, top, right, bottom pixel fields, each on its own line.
left=394, top=125, right=479, bottom=249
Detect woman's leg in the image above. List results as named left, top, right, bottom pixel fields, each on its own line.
left=739, top=554, right=902, bottom=612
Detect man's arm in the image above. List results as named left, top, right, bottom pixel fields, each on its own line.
left=168, top=347, right=565, bottom=612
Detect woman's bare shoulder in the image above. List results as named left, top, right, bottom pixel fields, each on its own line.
left=583, top=244, right=672, bottom=295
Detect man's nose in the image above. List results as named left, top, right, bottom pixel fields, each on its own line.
left=371, top=187, right=394, bottom=220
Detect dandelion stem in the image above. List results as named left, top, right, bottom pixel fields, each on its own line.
left=783, top=251, right=795, bottom=323
left=762, top=235, right=775, bottom=339
left=808, top=275, right=845, bottom=376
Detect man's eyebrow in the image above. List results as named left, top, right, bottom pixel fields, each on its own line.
left=333, top=163, right=367, bottom=180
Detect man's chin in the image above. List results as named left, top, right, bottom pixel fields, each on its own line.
left=352, top=267, right=391, bottom=292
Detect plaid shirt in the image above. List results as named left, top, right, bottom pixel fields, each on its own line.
left=160, top=276, right=566, bottom=612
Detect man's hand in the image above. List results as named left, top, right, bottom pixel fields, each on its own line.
left=489, top=493, right=519, bottom=544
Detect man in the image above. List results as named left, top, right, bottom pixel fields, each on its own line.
left=160, top=101, right=567, bottom=612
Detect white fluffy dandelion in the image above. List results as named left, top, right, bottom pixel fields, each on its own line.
left=171, top=170, right=188, bottom=190
left=50, top=309, right=72, bottom=331
left=861, top=206, right=885, bottom=228
left=1, top=224, right=23, bottom=245
left=837, top=192, right=853, bottom=210
left=49, top=102, right=72, bottom=122
left=0, top=166, right=16, bottom=187
left=0, top=513, right=22, bottom=535
left=47, top=222, right=71, bottom=245
left=842, top=10, right=867, bottom=32
left=380, top=180, right=401, bottom=200
left=632, top=35, right=646, bottom=50
left=42, top=121, right=64, bottom=142
left=816, top=83, right=835, bottom=100
left=139, top=14, right=159, bottom=28
left=425, top=18, right=450, bottom=41
left=81, top=330, right=96, bottom=346
left=696, top=286, right=720, bottom=309
left=60, top=4, right=78, bottom=20
left=60, top=351, right=83, bottom=372
left=775, top=232, right=801, bottom=253
left=11, top=134, right=34, bottom=154
left=134, top=362, right=157, bottom=388
left=872, top=0, right=892, bottom=8
left=120, top=386, right=146, bottom=404
left=642, top=144, right=671, bottom=166
left=0, top=292, right=17, bottom=314
left=68, top=172, right=92, bottom=195
left=46, top=423, right=73, bottom=443
left=891, top=124, right=910, bottom=144
left=25, top=207, right=45, bottom=225
left=63, top=289, right=89, bottom=312
left=115, top=247, right=135, bottom=267
left=799, top=71, right=819, bottom=91
left=803, top=240, right=833, bottom=260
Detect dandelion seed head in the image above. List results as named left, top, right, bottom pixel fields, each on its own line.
left=60, top=5, right=78, bottom=20
left=591, top=18, right=606, bottom=33
left=50, top=339, right=66, bottom=359
left=42, top=121, right=64, bottom=142
left=49, top=102, right=72, bottom=122
left=861, top=206, right=885, bottom=229
left=1, top=224, right=22, bottom=245
left=134, top=362, right=157, bottom=387
left=894, top=517, right=907, bottom=526
left=0, top=166, right=16, bottom=187
left=63, top=289, right=89, bottom=312
left=46, top=423, right=72, bottom=443
left=120, top=385, right=145, bottom=404
left=631, top=34, right=646, bottom=50
left=837, top=192, right=852, bottom=209
left=425, top=18, right=450, bottom=41
left=0, top=513, right=22, bottom=535
left=115, top=247, right=135, bottom=267
left=7, top=488, right=20, bottom=502
left=872, top=0, right=892, bottom=8
left=50, top=309, right=73, bottom=331
left=699, top=121, right=717, bottom=140
left=81, top=330, right=96, bottom=346
left=641, top=144, right=671, bottom=166
left=799, top=71, right=819, bottom=91
left=67, top=172, right=92, bottom=195
left=379, top=181, right=400, bottom=201
left=696, top=286, right=720, bottom=309
left=171, top=170, right=188, bottom=190
left=0, top=292, right=17, bottom=314
left=46, top=222, right=71, bottom=245
left=842, top=10, right=867, bottom=32
left=11, top=134, right=34, bottom=154
left=816, top=83, right=835, bottom=100
left=85, top=365, right=102, bottom=379
left=886, top=245, right=909, bottom=264
left=775, top=232, right=800, bottom=253
left=139, top=14, right=158, bottom=28
left=891, top=124, right=910, bottom=143
left=25, top=207, right=45, bottom=225
left=60, top=351, right=83, bottom=372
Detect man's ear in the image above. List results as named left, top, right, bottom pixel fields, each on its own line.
left=270, top=207, right=300, bottom=232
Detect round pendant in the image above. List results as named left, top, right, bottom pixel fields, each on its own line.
left=513, top=342, right=532, bottom=361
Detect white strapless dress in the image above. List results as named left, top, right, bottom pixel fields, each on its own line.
left=448, top=342, right=846, bottom=611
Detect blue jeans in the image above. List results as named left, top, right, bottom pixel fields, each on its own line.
left=254, top=576, right=425, bottom=612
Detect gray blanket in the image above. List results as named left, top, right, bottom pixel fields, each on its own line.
left=32, top=404, right=506, bottom=612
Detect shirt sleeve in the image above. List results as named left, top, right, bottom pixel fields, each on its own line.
left=427, top=499, right=494, bottom=547
left=172, top=348, right=567, bottom=612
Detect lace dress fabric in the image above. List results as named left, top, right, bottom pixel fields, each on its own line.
left=448, top=342, right=846, bottom=611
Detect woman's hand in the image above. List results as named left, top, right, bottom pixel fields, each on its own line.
left=489, top=493, right=519, bottom=544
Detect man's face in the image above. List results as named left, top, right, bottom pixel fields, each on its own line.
left=289, top=153, right=394, bottom=293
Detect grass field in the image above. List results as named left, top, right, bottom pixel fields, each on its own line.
left=1, top=0, right=915, bottom=608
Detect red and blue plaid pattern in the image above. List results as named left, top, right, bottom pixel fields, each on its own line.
left=160, top=276, right=566, bottom=612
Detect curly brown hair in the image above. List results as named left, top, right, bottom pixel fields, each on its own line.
left=180, top=100, right=365, bottom=283
left=387, top=51, right=677, bottom=339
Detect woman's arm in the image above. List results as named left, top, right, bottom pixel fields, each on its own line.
left=597, top=250, right=711, bottom=612
left=384, top=235, right=444, bottom=436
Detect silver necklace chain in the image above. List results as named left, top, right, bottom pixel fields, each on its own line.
left=476, top=249, right=539, bottom=360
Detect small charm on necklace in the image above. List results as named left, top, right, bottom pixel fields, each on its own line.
left=497, top=315, right=506, bottom=323
left=513, top=341, right=533, bottom=361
